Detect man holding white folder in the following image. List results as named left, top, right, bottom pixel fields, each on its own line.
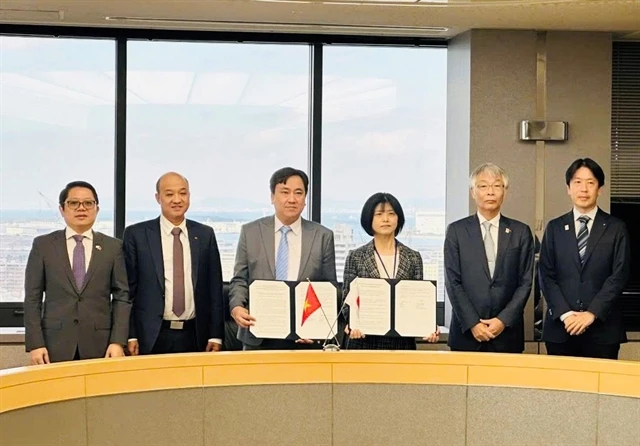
left=229, top=167, right=337, bottom=350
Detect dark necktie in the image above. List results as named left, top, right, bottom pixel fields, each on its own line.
left=171, top=227, right=185, bottom=317
left=72, top=235, right=86, bottom=290
left=577, top=215, right=590, bottom=264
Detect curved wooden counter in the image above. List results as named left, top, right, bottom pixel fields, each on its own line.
left=1, top=352, right=638, bottom=446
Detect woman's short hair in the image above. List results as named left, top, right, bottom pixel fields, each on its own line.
left=360, top=192, right=406, bottom=237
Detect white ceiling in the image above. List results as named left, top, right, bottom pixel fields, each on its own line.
left=0, top=0, right=639, bottom=39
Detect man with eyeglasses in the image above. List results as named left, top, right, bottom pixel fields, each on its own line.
left=24, top=181, right=131, bottom=364
left=444, top=163, right=534, bottom=353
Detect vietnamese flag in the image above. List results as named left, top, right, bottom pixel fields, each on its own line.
left=301, top=282, right=322, bottom=326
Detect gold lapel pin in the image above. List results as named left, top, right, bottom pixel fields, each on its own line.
left=95, top=245, right=102, bottom=251
left=505, top=228, right=511, bottom=234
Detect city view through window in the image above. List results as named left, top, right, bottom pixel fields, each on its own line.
left=0, top=37, right=447, bottom=307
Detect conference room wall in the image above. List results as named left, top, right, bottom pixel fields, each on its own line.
left=445, top=30, right=613, bottom=337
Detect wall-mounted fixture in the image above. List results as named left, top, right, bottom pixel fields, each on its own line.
left=519, top=120, right=568, bottom=142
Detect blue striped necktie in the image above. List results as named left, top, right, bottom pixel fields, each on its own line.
left=577, top=215, right=590, bottom=264
left=275, top=226, right=291, bottom=280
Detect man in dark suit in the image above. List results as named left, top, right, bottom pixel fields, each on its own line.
left=540, top=158, right=630, bottom=359
left=229, top=167, right=337, bottom=350
left=123, top=172, right=224, bottom=355
left=24, top=181, right=131, bottom=364
left=445, top=163, right=534, bottom=353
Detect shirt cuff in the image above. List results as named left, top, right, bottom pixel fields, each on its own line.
left=559, top=311, right=574, bottom=322
left=208, top=338, right=222, bottom=345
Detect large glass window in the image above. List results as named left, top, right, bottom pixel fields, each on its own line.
left=0, top=36, right=116, bottom=303
left=321, top=46, right=447, bottom=300
left=125, top=41, right=310, bottom=280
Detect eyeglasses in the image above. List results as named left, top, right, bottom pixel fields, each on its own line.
left=475, top=184, right=505, bottom=192
left=65, top=200, right=97, bottom=210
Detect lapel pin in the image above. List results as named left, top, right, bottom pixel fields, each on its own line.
left=505, top=228, right=511, bottom=234
left=194, top=236, right=198, bottom=240
left=564, top=225, right=570, bottom=231
left=95, top=245, right=102, bottom=251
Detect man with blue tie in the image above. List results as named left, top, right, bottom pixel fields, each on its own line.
left=229, top=167, right=337, bottom=350
left=123, top=172, right=224, bottom=355
left=24, top=181, right=130, bottom=363
left=444, top=163, right=535, bottom=353
left=540, top=158, right=630, bottom=359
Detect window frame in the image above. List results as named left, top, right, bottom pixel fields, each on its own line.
left=0, top=24, right=446, bottom=328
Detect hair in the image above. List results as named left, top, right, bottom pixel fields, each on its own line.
left=155, top=172, right=190, bottom=193
left=565, top=158, right=605, bottom=187
left=58, top=181, right=99, bottom=207
left=469, top=162, right=510, bottom=189
left=360, top=192, right=406, bottom=237
left=269, top=167, right=309, bottom=194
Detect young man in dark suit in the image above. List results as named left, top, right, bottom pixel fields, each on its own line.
left=445, top=163, right=534, bottom=353
left=24, top=181, right=131, bottom=364
left=123, top=172, right=224, bottom=355
left=540, top=158, right=630, bottom=359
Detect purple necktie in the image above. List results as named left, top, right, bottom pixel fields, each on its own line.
left=171, top=227, right=185, bottom=318
left=72, top=235, right=86, bottom=290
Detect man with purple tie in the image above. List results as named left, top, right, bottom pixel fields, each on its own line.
left=123, top=172, right=224, bottom=355
left=24, top=181, right=131, bottom=364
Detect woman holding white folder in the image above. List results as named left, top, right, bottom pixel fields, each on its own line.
left=343, top=192, right=440, bottom=350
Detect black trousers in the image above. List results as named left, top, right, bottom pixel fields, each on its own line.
left=152, top=322, right=198, bottom=354
left=546, top=338, right=620, bottom=360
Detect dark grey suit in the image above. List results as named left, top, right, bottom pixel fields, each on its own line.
left=444, top=215, right=534, bottom=352
left=24, top=230, right=131, bottom=362
left=229, top=216, right=336, bottom=347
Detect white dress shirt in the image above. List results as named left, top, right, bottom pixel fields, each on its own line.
left=274, top=216, right=302, bottom=281
left=477, top=212, right=500, bottom=257
left=65, top=227, right=93, bottom=272
left=128, top=216, right=220, bottom=346
left=572, top=206, right=598, bottom=237
left=560, top=206, right=600, bottom=322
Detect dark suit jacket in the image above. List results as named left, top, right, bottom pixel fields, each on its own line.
left=122, top=218, right=224, bottom=354
left=228, top=216, right=337, bottom=347
left=24, top=230, right=131, bottom=362
left=444, top=214, right=534, bottom=352
left=539, top=208, right=630, bottom=345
